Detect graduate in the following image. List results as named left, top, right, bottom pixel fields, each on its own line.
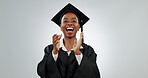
left=37, top=3, right=101, bottom=78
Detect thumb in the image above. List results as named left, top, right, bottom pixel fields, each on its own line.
left=79, top=32, right=83, bottom=42
left=77, top=32, right=83, bottom=46
left=80, top=32, right=84, bottom=39
left=58, top=34, right=62, bottom=40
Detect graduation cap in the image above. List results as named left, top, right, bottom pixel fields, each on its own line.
left=51, top=3, right=90, bottom=32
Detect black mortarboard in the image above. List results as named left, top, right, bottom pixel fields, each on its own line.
left=51, top=3, right=90, bottom=32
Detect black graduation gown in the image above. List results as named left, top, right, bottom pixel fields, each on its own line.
left=37, top=43, right=100, bottom=78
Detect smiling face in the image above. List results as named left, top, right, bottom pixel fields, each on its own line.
left=60, top=12, right=80, bottom=38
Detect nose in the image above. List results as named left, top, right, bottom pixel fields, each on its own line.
left=67, top=23, right=73, bottom=26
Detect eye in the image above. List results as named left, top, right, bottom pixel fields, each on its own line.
left=63, top=20, right=68, bottom=23
left=72, top=20, right=77, bottom=23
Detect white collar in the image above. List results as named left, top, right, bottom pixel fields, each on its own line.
left=60, top=39, right=83, bottom=51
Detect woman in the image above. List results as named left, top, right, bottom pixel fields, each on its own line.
left=37, top=3, right=100, bottom=78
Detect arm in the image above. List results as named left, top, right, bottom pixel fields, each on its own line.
left=37, top=46, right=51, bottom=78
left=73, top=45, right=101, bottom=78
left=73, top=32, right=84, bottom=65
left=51, top=34, right=62, bottom=61
left=52, top=50, right=58, bottom=61
left=75, top=52, right=83, bottom=65
left=37, top=45, right=61, bottom=78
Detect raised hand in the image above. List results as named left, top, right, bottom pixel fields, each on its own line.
left=73, top=32, right=84, bottom=55
left=52, top=34, right=62, bottom=54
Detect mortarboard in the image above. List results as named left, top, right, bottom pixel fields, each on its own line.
left=51, top=3, right=90, bottom=32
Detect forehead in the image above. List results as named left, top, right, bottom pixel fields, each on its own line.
left=62, top=12, right=78, bottom=19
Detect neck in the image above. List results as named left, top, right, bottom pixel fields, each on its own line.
left=63, top=37, right=76, bottom=51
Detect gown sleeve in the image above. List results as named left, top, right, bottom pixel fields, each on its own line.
left=75, top=52, right=83, bottom=65
left=73, top=44, right=101, bottom=78
left=37, top=45, right=60, bottom=78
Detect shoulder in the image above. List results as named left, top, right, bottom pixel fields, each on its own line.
left=82, top=43, right=94, bottom=51
left=44, top=44, right=53, bottom=54
left=82, top=43, right=96, bottom=55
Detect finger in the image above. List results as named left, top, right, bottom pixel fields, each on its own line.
left=52, top=34, right=57, bottom=42
left=53, top=38, right=57, bottom=44
left=74, top=39, right=77, bottom=44
left=53, top=38, right=59, bottom=44
left=80, top=32, right=82, bottom=38
left=80, top=32, right=84, bottom=39
left=57, top=34, right=62, bottom=40
left=55, top=35, right=59, bottom=39
left=53, top=34, right=62, bottom=44
left=52, top=35, right=58, bottom=43
left=77, top=33, right=83, bottom=45
left=53, top=35, right=61, bottom=44
left=54, top=40, right=60, bottom=47
left=73, top=39, right=77, bottom=48
left=53, top=37, right=59, bottom=44
left=52, top=34, right=57, bottom=39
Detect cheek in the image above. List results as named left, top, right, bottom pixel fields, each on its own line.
left=60, top=25, right=65, bottom=31
left=60, top=27, right=64, bottom=31
left=75, top=24, right=80, bottom=30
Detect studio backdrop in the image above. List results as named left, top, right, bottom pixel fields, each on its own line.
left=0, top=0, right=148, bottom=78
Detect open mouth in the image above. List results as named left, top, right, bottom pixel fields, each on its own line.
left=66, top=27, right=74, bottom=35
left=66, top=27, right=74, bottom=31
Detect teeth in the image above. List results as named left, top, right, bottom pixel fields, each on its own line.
left=66, top=27, right=74, bottom=31
left=67, top=28, right=73, bottom=30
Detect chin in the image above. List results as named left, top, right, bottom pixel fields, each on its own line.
left=68, top=37, right=73, bottom=39
left=67, top=35, right=73, bottom=38
left=66, top=35, right=75, bottom=39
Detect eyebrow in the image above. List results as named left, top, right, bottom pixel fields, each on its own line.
left=63, top=17, right=77, bottom=20
left=63, top=18, right=68, bottom=20
left=72, top=18, right=77, bottom=20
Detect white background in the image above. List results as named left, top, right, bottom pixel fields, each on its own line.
left=0, top=0, right=148, bottom=78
